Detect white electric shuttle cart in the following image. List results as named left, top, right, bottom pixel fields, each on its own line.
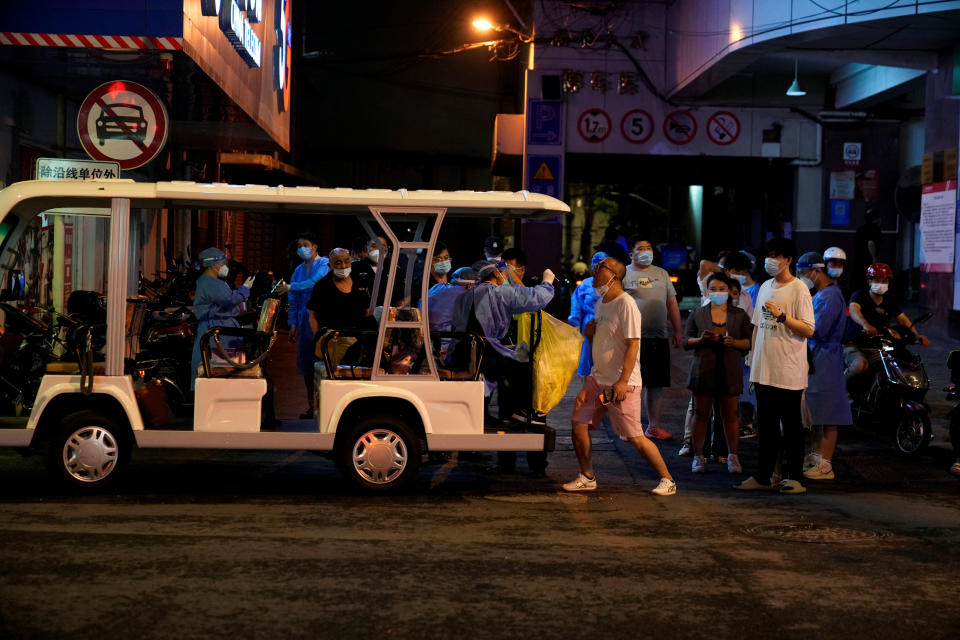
left=0, top=180, right=568, bottom=492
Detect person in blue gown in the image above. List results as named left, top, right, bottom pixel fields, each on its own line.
left=191, top=247, right=254, bottom=389
left=567, top=251, right=607, bottom=377
left=797, top=251, right=852, bottom=481
left=277, top=232, right=329, bottom=419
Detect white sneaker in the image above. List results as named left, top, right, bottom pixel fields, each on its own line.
left=803, top=452, right=822, bottom=472
left=727, top=453, right=742, bottom=473
left=803, top=459, right=835, bottom=480
left=692, top=456, right=707, bottom=473
left=562, top=473, right=597, bottom=492
left=678, top=440, right=692, bottom=456
left=651, top=478, right=677, bottom=496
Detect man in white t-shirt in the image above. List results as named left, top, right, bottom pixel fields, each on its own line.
left=737, top=238, right=815, bottom=495
left=562, top=257, right=676, bottom=496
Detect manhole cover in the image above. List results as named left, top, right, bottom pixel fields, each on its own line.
left=483, top=492, right=589, bottom=505
left=745, top=523, right=886, bottom=543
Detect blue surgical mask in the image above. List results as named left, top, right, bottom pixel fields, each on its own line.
left=764, top=257, right=783, bottom=277
left=799, top=276, right=815, bottom=290
left=709, top=291, right=729, bottom=306
left=434, top=260, right=452, bottom=275
left=730, top=273, right=747, bottom=284
left=827, top=267, right=843, bottom=279
left=297, top=246, right=314, bottom=260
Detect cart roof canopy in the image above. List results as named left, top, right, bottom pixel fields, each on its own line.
left=0, top=180, right=570, bottom=219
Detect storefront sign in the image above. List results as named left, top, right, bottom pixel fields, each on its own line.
left=77, top=81, right=169, bottom=170
left=273, top=0, right=291, bottom=111
left=919, top=180, right=956, bottom=273
left=202, top=0, right=263, bottom=68
left=35, top=158, right=120, bottom=180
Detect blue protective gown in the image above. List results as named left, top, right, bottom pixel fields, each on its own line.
left=425, top=282, right=465, bottom=332
left=455, top=281, right=554, bottom=361
left=806, top=283, right=853, bottom=425
left=288, top=256, right=330, bottom=375
left=568, top=277, right=600, bottom=376
left=191, top=274, right=250, bottom=388
left=423, top=282, right=467, bottom=357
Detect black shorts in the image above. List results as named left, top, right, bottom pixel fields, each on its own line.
left=640, top=337, right=671, bottom=388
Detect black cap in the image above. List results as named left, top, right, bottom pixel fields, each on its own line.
left=484, top=236, right=503, bottom=253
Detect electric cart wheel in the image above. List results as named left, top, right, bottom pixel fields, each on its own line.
left=338, top=414, right=421, bottom=492
left=47, top=410, right=130, bottom=490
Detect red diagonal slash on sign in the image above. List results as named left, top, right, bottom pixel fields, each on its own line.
left=713, top=117, right=734, bottom=140
left=706, top=111, right=740, bottom=146
left=93, top=97, right=147, bottom=152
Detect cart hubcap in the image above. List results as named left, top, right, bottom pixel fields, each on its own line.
left=62, top=426, right=118, bottom=483
left=352, top=429, right=407, bottom=485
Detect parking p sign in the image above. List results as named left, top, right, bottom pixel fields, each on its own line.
left=77, top=80, right=169, bottom=170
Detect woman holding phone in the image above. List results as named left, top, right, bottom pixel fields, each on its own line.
left=684, top=273, right=752, bottom=474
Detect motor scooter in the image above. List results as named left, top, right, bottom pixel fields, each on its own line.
left=847, top=313, right=932, bottom=455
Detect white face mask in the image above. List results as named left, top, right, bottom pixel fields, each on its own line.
left=827, top=267, right=843, bottom=279
left=634, top=250, right=654, bottom=267
left=333, top=267, right=351, bottom=279
left=870, top=282, right=889, bottom=295
left=730, top=273, right=747, bottom=284
left=217, top=265, right=230, bottom=278
left=764, top=257, right=783, bottom=277
left=594, top=274, right=614, bottom=298
left=799, top=275, right=815, bottom=290
left=367, top=249, right=380, bottom=264
left=434, top=260, right=452, bottom=275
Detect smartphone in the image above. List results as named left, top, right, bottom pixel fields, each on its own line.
left=599, top=389, right=613, bottom=405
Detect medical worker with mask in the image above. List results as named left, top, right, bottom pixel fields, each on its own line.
left=568, top=251, right=607, bottom=377
left=191, top=247, right=255, bottom=389
left=796, top=251, right=852, bottom=482
left=276, top=232, right=329, bottom=419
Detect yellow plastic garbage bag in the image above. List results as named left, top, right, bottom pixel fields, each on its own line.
left=516, top=311, right=584, bottom=414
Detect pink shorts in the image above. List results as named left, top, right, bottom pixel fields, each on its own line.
left=572, top=375, right=644, bottom=439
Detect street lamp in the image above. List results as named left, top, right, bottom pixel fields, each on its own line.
left=472, top=18, right=495, bottom=32
left=471, top=16, right=532, bottom=43
left=786, top=57, right=807, bottom=97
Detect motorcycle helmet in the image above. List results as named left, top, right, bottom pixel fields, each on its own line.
left=866, top=262, right=892, bottom=279
left=823, top=246, right=847, bottom=262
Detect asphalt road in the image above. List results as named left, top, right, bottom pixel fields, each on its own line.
left=2, top=332, right=959, bottom=639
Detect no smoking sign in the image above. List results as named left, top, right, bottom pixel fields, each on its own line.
left=77, top=80, right=169, bottom=170
left=706, top=111, right=740, bottom=146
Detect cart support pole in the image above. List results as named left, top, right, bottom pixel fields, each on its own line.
left=106, top=197, right=130, bottom=376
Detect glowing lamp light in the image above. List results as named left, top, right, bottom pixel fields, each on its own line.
left=669, top=276, right=679, bottom=283
left=472, top=18, right=494, bottom=32
left=786, top=57, right=806, bottom=97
